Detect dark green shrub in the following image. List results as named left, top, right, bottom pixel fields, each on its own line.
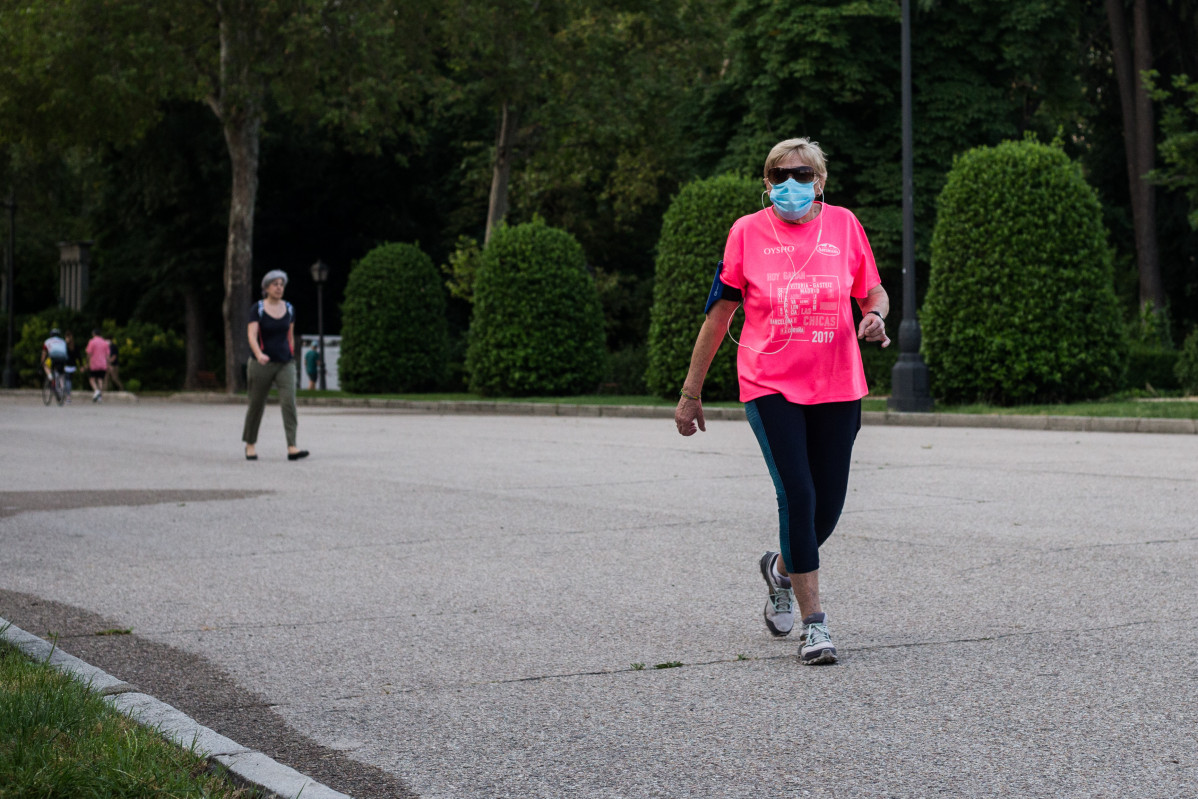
left=465, top=219, right=605, bottom=396
left=601, top=344, right=649, bottom=395
left=339, top=242, right=449, bottom=393
left=109, top=320, right=185, bottom=390
left=1125, top=343, right=1179, bottom=391
left=15, top=312, right=185, bottom=390
left=1177, top=328, right=1198, bottom=394
left=646, top=175, right=759, bottom=400
left=860, top=342, right=898, bottom=396
left=922, top=140, right=1127, bottom=404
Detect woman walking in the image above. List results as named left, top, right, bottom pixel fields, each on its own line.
left=85, top=329, right=109, bottom=403
left=674, top=138, right=889, bottom=664
left=242, top=270, right=309, bottom=461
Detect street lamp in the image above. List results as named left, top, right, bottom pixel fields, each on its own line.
left=888, top=0, right=934, bottom=413
left=2, top=191, right=16, bottom=389
left=309, top=259, right=330, bottom=391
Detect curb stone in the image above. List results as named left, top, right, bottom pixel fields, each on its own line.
left=0, top=618, right=351, bottom=799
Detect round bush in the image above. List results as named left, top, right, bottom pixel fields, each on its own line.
left=110, top=320, right=185, bottom=390
left=1177, top=328, right=1198, bottom=394
left=922, top=140, right=1127, bottom=405
left=339, top=242, right=449, bottom=393
left=646, top=174, right=759, bottom=400
left=465, top=219, right=606, bottom=396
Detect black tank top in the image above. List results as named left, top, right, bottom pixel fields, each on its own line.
left=253, top=302, right=294, bottom=363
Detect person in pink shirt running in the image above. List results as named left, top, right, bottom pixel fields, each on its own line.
left=85, top=329, right=110, bottom=403
left=674, top=137, right=890, bottom=665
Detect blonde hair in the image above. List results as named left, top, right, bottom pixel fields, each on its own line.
left=763, top=138, right=828, bottom=191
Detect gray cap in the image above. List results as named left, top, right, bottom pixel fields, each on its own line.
left=261, top=269, right=288, bottom=289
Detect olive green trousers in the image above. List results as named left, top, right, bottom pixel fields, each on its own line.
left=242, top=359, right=298, bottom=447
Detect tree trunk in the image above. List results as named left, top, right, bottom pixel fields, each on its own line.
left=1106, top=0, right=1163, bottom=311
left=485, top=100, right=519, bottom=245
left=221, top=112, right=260, bottom=393
left=182, top=285, right=205, bottom=390
left=216, top=0, right=264, bottom=393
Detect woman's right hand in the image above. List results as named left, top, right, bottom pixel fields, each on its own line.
left=675, top=396, right=706, bottom=436
left=255, top=353, right=270, bottom=365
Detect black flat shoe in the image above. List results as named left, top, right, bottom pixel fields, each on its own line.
left=245, top=449, right=258, bottom=461
left=287, top=450, right=309, bottom=461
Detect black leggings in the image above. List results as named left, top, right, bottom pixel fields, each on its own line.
left=744, top=395, right=861, bottom=575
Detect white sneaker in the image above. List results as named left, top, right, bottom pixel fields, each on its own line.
left=799, top=613, right=837, bottom=665
left=759, top=551, right=795, bottom=636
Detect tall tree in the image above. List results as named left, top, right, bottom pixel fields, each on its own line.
left=1106, top=0, right=1163, bottom=311
left=157, top=0, right=431, bottom=391
left=439, top=0, right=569, bottom=245
left=697, top=0, right=1083, bottom=307
left=438, top=0, right=727, bottom=248
left=1, top=0, right=432, bottom=391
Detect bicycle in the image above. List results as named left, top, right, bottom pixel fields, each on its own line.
left=42, top=369, right=66, bottom=406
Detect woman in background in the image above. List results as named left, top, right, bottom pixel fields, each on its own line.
left=242, top=270, right=309, bottom=461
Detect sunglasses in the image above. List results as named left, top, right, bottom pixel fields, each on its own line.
left=767, top=166, right=816, bottom=185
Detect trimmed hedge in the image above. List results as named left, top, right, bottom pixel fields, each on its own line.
left=465, top=219, right=606, bottom=396
left=646, top=174, right=759, bottom=400
left=339, top=242, right=448, bottom=393
left=922, top=140, right=1127, bottom=404
left=1178, top=328, right=1198, bottom=394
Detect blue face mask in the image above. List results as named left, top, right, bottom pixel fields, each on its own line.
left=769, top=178, right=816, bottom=221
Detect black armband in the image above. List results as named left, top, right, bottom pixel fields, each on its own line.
left=704, top=260, right=743, bottom=314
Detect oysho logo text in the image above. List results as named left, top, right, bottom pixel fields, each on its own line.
left=763, top=245, right=795, bottom=255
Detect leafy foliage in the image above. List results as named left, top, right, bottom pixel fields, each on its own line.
left=465, top=219, right=605, bottom=396
left=645, top=175, right=758, bottom=400
left=339, top=242, right=449, bottom=393
left=13, top=310, right=90, bottom=387
left=441, top=235, right=483, bottom=304
left=922, top=139, right=1127, bottom=404
left=108, top=319, right=185, bottom=390
left=1149, top=72, right=1198, bottom=231
left=1125, top=343, right=1180, bottom=392
left=14, top=312, right=183, bottom=389
left=438, top=1, right=728, bottom=278
left=1177, top=328, right=1198, bottom=395
left=695, top=0, right=1084, bottom=318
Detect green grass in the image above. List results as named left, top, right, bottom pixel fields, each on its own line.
left=191, top=386, right=1198, bottom=419
left=0, top=639, right=258, bottom=798
left=935, top=399, right=1198, bottom=419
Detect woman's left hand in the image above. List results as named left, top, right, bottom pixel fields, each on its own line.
left=858, top=314, right=890, bottom=348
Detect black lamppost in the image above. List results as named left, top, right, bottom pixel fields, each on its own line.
left=2, top=191, right=16, bottom=389
left=888, top=0, right=934, bottom=413
left=309, top=259, right=329, bottom=391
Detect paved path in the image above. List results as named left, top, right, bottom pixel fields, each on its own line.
left=2, top=396, right=1196, bottom=798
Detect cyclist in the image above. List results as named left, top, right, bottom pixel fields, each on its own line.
left=42, top=329, right=69, bottom=397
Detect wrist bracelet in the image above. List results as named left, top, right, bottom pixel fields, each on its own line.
left=868, top=310, right=884, bottom=321
left=679, top=389, right=701, bottom=401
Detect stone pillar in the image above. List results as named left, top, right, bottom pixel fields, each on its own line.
left=58, top=240, right=92, bottom=311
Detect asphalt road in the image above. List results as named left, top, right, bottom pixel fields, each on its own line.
left=2, top=395, right=1196, bottom=798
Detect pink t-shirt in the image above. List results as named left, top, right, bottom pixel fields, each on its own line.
left=86, top=336, right=109, bottom=371
left=719, top=204, right=881, bottom=404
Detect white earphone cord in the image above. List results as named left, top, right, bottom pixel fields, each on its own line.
left=726, top=193, right=824, bottom=355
